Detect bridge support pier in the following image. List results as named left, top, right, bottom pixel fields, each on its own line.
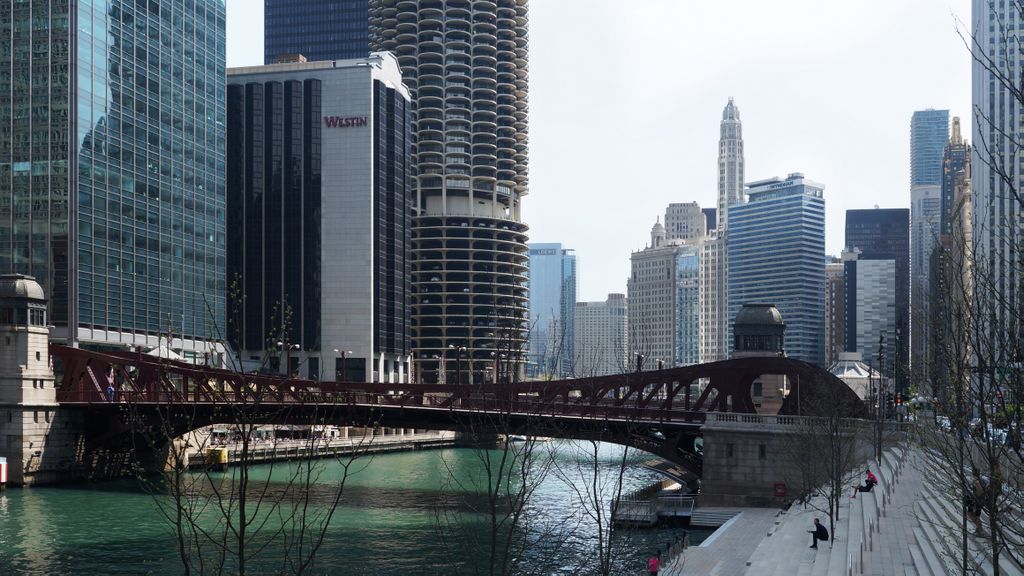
left=699, top=415, right=874, bottom=507
left=0, top=275, right=86, bottom=486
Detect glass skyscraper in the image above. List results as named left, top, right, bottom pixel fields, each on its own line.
left=264, top=0, right=369, bottom=63
left=845, top=208, right=910, bottom=390
left=910, top=109, right=949, bottom=187
left=728, top=174, right=826, bottom=365
left=0, top=0, right=226, bottom=354
left=527, top=243, right=576, bottom=378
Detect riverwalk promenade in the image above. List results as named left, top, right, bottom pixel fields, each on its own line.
left=663, top=445, right=1023, bottom=575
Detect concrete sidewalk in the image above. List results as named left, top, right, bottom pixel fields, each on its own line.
left=665, top=507, right=780, bottom=575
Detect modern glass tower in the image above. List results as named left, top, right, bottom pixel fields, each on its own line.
left=264, top=0, right=370, bottom=63
left=369, top=0, right=531, bottom=383
left=845, top=208, right=910, bottom=390
left=910, top=109, right=949, bottom=187
left=0, top=0, right=226, bottom=355
left=728, top=174, right=826, bottom=365
left=526, top=243, right=576, bottom=378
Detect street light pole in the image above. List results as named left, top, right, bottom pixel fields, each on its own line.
left=876, top=334, right=886, bottom=464
left=278, top=341, right=300, bottom=377
left=333, top=348, right=353, bottom=382
left=432, top=354, right=442, bottom=384
left=450, top=344, right=466, bottom=385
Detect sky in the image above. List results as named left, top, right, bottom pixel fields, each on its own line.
left=226, top=0, right=972, bottom=302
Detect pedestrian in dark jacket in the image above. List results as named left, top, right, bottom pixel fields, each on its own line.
left=809, top=518, right=829, bottom=548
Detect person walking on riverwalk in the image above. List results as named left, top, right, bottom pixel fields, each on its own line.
left=647, top=552, right=660, bottom=575
left=966, top=467, right=988, bottom=536
left=809, top=518, right=829, bottom=548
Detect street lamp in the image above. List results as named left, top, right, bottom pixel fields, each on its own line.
left=278, top=341, right=300, bottom=376
left=490, top=351, right=507, bottom=384
left=333, top=348, right=353, bottom=381
left=449, top=344, right=467, bottom=384
left=432, top=354, right=443, bottom=384
left=635, top=353, right=645, bottom=372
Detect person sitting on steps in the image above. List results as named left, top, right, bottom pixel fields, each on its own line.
left=809, top=518, right=829, bottom=549
left=851, top=467, right=878, bottom=498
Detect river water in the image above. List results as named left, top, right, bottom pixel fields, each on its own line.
left=0, top=441, right=708, bottom=575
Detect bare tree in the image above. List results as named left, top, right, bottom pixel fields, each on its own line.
left=782, top=387, right=869, bottom=542
left=431, top=322, right=578, bottom=576
left=915, top=7, right=1024, bottom=572
left=121, top=288, right=377, bottom=575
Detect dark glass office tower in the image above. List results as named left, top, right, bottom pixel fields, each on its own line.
left=0, top=0, right=226, bottom=355
left=264, top=0, right=370, bottom=63
left=844, top=209, right=910, bottom=391
left=226, top=55, right=412, bottom=383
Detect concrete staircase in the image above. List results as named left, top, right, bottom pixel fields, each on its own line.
left=911, top=453, right=1024, bottom=576
left=672, top=440, right=1024, bottom=576
left=744, top=444, right=915, bottom=575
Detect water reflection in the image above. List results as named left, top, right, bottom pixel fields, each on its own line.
left=0, top=443, right=709, bottom=575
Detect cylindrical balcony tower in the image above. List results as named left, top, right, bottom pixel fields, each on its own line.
left=370, top=0, right=530, bottom=384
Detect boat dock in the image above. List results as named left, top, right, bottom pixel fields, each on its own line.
left=190, top=430, right=456, bottom=468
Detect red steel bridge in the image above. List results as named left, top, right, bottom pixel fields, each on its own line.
left=52, top=345, right=867, bottom=478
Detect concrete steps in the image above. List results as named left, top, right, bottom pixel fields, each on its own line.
left=911, top=453, right=1024, bottom=576
left=690, top=508, right=741, bottom=528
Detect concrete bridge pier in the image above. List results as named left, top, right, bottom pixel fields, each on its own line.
left=698, top=414, right=875, bottom=507
left=0, top=275, right=85, bottom=486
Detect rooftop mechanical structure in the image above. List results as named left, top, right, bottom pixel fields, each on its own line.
left=370, top=0, right=530, bottom=384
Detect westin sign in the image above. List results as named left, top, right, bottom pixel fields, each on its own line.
left=323, top=116, right=368, bottom=128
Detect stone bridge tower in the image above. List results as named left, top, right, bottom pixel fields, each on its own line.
left=0, top=274, right=81, bottom=485
left=732, top=303, right=788, bottom=413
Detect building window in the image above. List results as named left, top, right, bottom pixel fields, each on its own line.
left=726, top=443, right=734, bottom=458
left=759, top=444, right=767, bottom=460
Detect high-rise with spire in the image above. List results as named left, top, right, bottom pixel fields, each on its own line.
left=718, top=98, right=745, bottom=225
left=701, top=99, right=745, bottom=363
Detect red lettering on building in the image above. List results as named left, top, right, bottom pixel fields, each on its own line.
left=323, top=116, right=368, bottom=128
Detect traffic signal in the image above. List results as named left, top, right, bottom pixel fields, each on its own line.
left=895, top=393, right=902, bottom=406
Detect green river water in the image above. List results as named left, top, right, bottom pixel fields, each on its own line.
left=0, top=441, right=707, bottom=575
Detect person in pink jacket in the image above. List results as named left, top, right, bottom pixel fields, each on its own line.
left=851, top=467, right=878, bottom=498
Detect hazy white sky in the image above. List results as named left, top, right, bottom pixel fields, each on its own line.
left=226, top=0, right=972, bottom=302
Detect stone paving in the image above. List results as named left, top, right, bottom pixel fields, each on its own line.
left=664, top=507, right=780, bottom=575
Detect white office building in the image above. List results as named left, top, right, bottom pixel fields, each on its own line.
left=574, top=294, right=628, bottom=376
left=629, top=220, right=703, bottom=368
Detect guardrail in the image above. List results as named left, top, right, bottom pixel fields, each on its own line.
left=704, top=412, right=912, bottom=433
